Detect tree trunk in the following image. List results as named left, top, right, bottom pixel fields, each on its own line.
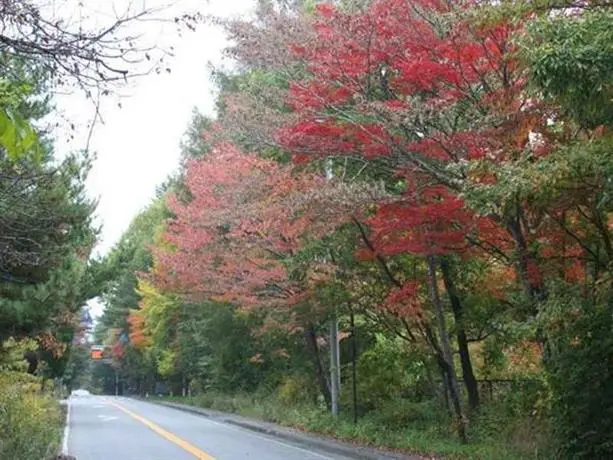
left=422, top=323, right=452, bottom=411
left=440, top=258, right=480, bottom=411
left=506, top=216, right=550, bottom=360
left=427, top=255, right=467, bottom=443
left=24, top=350, right=38, bottom=375
left=304, top=324, right=331, bottom=409
left=437, top=356, right=451, bottom=413
left=506, top=218, right=546, bottom=303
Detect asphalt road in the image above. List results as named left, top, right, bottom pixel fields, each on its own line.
left=65, top=396, right=356, bottom=460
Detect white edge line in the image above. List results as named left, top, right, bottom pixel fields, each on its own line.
left=61, top=397, right=71, bottom=454
left=236, top=429, right=334, bottom=460
left=186, top=413, right=333, bottom=460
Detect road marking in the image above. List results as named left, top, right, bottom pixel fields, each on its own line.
left=98, top=415, right=119, bottom=422
left=61, top=398, right=71, bottom=454
left=158, top=405, right=333, bottom=460
left=105, top=399, right=215, bottom=460
left=241, top=433, right=333, bottom=460
left=203, top=418, right=333, bottom=460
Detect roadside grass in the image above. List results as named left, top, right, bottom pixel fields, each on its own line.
left=157, top=392, right=552, bottom=460
left=0, top=372, right=64, bottom=460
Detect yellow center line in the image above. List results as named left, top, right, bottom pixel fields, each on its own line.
left=105, top=398, right=215, bottom=460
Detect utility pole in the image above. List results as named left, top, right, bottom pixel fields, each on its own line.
left=329, top=316, right=341, bottom=416
left=325, top=160, right=341, bottom=417
left=114, top=368, right=119, bottom=396
left=350, top=309, right=358, bottom=424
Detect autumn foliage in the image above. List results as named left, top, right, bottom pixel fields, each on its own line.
left=96, top=1, right=613, bottom=456
left=276, top=0, right=599, bottom=298
left=152, top=141, right=384, bottom=312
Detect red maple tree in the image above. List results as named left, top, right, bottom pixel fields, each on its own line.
left=275, top=0, right=569, bottom=302
left=152, top=140, right=384, bottom=315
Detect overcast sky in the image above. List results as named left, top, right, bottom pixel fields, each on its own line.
left=53, top=0, right=255, bottom=318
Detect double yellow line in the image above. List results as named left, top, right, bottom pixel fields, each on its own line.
left=106, top=399, right=215, bottom=460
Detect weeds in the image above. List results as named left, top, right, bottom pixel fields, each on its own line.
left=161, top=391, right=552, bottom=459
left=0, top=372, right=63, bottom=460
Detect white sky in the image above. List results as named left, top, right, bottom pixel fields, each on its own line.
left=51, top=0, right=256, bottom=319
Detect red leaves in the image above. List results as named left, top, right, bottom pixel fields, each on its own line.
left=275, top=0, right=547, bottom=306
left=525, top=259, right=544, bottom=286
left=385, top=280, right=423, bottom=318
left=278, top=119, right=393, bottom=158
left=277, top=0, right=526, bottom=173
left=368, top=185, right=473, bottom=257
left=153, top=140, right=367, bottom=311
left=407, top=138, right=450, bottom=161
left=288, top=81, right=354, bottom=110
left=287, top=119, right=345, bottom=138
left=153, top=143, right=294, bottom=303
left=111, top=342, right=124, bottom=360
left=394, top=59, right=461, bottom=93
left=352, top=124, right=394, bottom=157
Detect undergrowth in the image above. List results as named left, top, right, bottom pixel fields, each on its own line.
left=160, top=391, right=553, bottom=460
left=0, top=371, right=63, bottom=460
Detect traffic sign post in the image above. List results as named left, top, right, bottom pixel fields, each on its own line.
left=90, top=345, right=104, bottom=360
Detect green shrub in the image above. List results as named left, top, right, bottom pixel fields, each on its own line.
left=351, top=335, right=427, bottom=411
left=194, top=391, right=243, bottom=413
left=543, top=287, right=613, bottom=459
left=366, top=398, right=447, bottom=428
left=468, top=398, right=553, bottom=459
left=0, top=372, right=63, bottom=460
left=277, top=375, right=315, bottom=407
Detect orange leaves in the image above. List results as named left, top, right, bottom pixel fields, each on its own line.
left=315, top=3, right=336, bottom=18
left=37, top=331, right=66, bottom=359
left=249, top=348, right=290, bottom=365
left=479, top=265, right=516, bottom=300
left=564, top=260, right=586, bottom=283
left=306, top=261, right=337, bottom=288
left=105, top=328, right=125, bottom=361
left=249, top=353, right=265, bottom=364
left=607, top=213, right=613, bottom=230
left=127, top=311, right=149, bottom=349
left=505, top=340, right=542, bottom=376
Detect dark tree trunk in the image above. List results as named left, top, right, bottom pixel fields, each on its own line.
left=506, top=216, right=550, bottom=362
left=440, top=258, right=480, bottom=411
left=506, top=217, right=546, bottom=304
left=304, top=324, right=331, bottom=409
left=24, top=350, right=39, bottom=374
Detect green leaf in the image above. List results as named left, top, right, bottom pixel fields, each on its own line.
left=0, top=111, right=8, bottom=138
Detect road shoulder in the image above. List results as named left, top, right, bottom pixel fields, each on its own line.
left=137, top=398, right=425, bottom=460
